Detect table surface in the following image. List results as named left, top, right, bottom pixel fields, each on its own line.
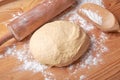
left=0, top=0, right=120, bottom=80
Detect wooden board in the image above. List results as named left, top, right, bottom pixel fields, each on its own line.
left=0, top=0, right=120, bottom=80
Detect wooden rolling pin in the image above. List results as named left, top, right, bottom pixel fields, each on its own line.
left=0, top=0, right=75, bottom=45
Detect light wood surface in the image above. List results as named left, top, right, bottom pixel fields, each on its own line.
left=0, top=0, right=120, bottom=80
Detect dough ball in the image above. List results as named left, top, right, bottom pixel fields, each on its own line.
left=29, top=21, right=90, bottom=67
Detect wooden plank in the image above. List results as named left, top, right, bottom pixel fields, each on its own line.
left=0, top=0, right=120, bottom=80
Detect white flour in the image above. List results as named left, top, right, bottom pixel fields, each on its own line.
left=81, top=33, right=107, bottom=67
left=60, top=0, right=108, bottom=78
left=43, top=71, right=56, bottom=80
left=5, top=43, right=48, bottom=73
left=80, top=9, right=103, bottom=25
left=68, top=12, right=95, bottom=31
left=4, top=43, right=55, bottom=80
left=0, top=0, right=108, bottom=80
left=79, top=0, right=104, bottom=7
left=79, top=75, right=86, bottom=80
left=0, top=55, right=4, bottom=58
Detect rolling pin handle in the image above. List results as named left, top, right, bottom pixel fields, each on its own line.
left=0, top=32, right=13, bottom=46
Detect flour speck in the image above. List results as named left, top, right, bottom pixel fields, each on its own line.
left=80, top=75, right=86, bottom=80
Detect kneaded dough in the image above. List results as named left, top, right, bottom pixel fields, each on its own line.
left=29, top=21, right=90, bottom=67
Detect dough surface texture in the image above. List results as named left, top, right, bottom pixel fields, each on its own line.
left=30, top=21, right=90, bottom=67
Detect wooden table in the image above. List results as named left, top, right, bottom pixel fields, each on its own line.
left=0, top=0, right=120, bottom=80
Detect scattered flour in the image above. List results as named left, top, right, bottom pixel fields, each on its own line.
left=79, top=75, right=86, bottom=80
left=79, top=0, right=104, bottom=7
left=61, top=1, right=108, bottom=78
left=68, top=12, right=95, bottom=31
left=43, top=72, right=56, bottom=80
left=0, top=0, right=108, bottom=80
left=5, top=43, right=48, bottom=73
left=9, top=12, right=22, bottom=22
left=0, top=55, right=4, bottom=58
left=3, top=43, right=56, bottom=79
left=80, top=9, right=103, bottom=25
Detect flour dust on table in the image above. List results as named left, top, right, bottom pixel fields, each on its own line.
left=0, top=0, right=109, bottom=80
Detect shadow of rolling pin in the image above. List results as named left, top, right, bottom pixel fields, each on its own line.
left=0, top=0, right=75, bottom=46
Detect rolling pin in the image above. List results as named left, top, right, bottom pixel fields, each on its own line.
left=0, top=0, right=75, bottom=45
